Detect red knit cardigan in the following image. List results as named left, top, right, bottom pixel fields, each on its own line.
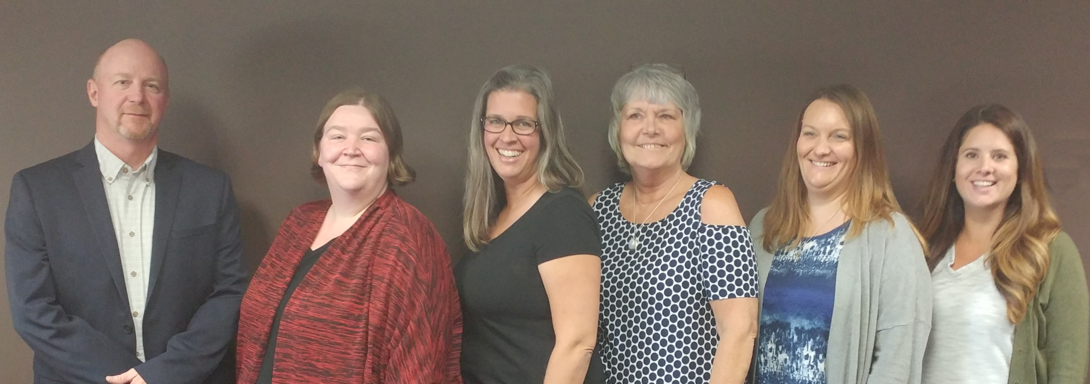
left=237, top=191, right=462, bottom=383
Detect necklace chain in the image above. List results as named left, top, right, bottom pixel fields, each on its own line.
left=810, top=207, right=843, bottom=236
left=628, top=174, right=684, bottom=251
left=788, top=206, right=845, bottom=259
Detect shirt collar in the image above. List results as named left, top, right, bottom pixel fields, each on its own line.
left=93, top=137, right=159, bottom=184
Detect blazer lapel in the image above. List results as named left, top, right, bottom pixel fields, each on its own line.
left=72, top=143, right=130, bottom=308
left=147, top=151, right=179, bottom=299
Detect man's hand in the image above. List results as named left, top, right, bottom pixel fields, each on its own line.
left=106, top=368, right=146, bottom=384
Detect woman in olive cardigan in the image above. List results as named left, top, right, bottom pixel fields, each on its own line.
left=918, top=104, right=1088, bottom=384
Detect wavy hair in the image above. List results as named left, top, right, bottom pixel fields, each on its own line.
left=918, top=104, right=1060, bottom=324
left=607, top=64, right=701, bottom=173
left=462, top=65, right=585, bottom=251
left=761, top=84, right=910, bottom=251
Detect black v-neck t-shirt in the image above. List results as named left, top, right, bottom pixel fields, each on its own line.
left=455, top=188, right=605, bottom=383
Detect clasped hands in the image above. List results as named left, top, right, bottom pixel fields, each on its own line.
left=106, top=368, right=146, bottom=384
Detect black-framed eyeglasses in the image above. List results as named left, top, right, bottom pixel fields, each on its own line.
left=481, top=116, right=539, bottom=135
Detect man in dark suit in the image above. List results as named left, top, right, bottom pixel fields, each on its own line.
left=5, top=38, right=248, bottom=383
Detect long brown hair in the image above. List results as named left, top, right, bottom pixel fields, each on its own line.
left=918, top=104, right=1060, bottom=324
left=761, top=84, right=907, bottom=251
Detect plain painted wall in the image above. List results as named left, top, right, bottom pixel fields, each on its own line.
left=2, top=2, right=1088, bottom=382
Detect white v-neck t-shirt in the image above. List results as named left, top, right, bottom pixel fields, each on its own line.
left=923, top=246, right=1015, bottom=384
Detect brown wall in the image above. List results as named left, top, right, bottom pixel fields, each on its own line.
left=2, top=2, right=1088, bottom=381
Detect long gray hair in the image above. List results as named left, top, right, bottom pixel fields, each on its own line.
left=462, top=64, right=585, bottom=251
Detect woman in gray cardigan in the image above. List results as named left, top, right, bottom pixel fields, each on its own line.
left=918, top=104, right=1088, bottom=384
left=749, top=84, right=931, bottom=384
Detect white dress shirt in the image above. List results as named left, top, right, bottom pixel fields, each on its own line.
left=94, top=138, right=157, bottom=361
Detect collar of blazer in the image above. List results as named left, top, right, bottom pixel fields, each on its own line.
left=71, top=141, right=184, bottom=304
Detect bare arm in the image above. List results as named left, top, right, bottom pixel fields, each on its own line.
left=701, top=184, right=758, bottom=383
left=699, top=185, right=746, bottom=227
left=539, top=255, right=602, bottom=384
left=709, top=298, right=759, bottom=383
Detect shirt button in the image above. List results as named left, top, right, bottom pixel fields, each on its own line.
left=107, top=177, right=114, bottom=182
left=132, top=311, right=139, bottom=317
left=128, top=195, right=133, bottom=201
left=122, top=167, right=129, bottom=174
left=129, top=231, right=136, bottom=237
left=130, top=271, right=137, bottom=277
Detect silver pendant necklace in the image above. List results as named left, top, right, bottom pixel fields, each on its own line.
left=628, top=174, right=683, bottom=251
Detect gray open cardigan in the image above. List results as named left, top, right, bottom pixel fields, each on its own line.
left=749, top=209, right=932, bottom=384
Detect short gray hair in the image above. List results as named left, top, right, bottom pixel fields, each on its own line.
left=607, top=64, right=701, bottom=173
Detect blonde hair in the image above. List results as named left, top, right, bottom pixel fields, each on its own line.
left=761, top=84, right=912, bottom=251
left=462, top=65, right=584, bottom=251
left=919, top=104, right=1060, bottom=324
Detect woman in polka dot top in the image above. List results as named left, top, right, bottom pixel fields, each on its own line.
left=590, top=64, right=760, bottom=383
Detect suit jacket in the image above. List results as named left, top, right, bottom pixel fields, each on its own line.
left=5, top=142, right=249, bottom=384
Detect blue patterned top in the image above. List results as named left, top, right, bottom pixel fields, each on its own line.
left=757, top=220, right=849, bottom=384
left=592, top=179, right=758, bottom=383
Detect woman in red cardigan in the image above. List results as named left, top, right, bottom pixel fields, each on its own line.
left=237, top=88, right=463, bottom=383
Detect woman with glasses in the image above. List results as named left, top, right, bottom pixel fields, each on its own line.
left=591, top=64, right=758, bottom=383
left=455, top=65, right=605, bottom=383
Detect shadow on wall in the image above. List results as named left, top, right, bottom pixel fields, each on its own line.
left=1041, top=134, right=1090, bottom=254
left=239, top=200, right=273, bottom=272
left=223, top=18, right=475, bottom=262
left=225, top=19, right=398, bottom=266
left=159, top=96, right=225, bottom=168
left=158, top=95, right=275, bottom=271
left=598, top=139, right=631, bottom=192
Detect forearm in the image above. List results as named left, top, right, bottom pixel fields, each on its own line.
left=1042, top=284, right=1090, bottom=383
left=7, top=251, right=141, bottom=380
left=707, top=296, right=758, bottom=384
left=139, top=192, right=247, bottom=384
left=539, top=253, right=602, bottom=384
left=543, top=341, right=596, bottom=384
left=385, top=286, right=462, bottom=383
left=10, top=311, right=142, bottom=382
left=1044, top=238, right=1090, bottom=382
left=867, top=216, right=931, bottom=384
left=6, top=174, right=143, bottom=381
left=136, top=292, right=243, bottom=383
left=709, top=330, right=755, bottom=384
left=7, top=272, right=142, bottom=380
